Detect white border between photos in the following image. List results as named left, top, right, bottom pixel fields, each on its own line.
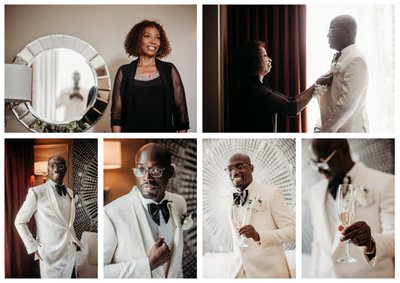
left=1, top=0, right=399, bottom=282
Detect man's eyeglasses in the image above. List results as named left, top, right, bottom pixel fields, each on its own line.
left=224, top=163, right=250, bottom=173
left=133, top=166, right=169, bottom=178
left=328, top=27, right=344, bottom=34
left=48, top=163, right=66, bottom=170
left=311, top=149, right=337, bottom=170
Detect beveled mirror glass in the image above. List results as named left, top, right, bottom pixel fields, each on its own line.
left=12, top=34, right=111, bottom=132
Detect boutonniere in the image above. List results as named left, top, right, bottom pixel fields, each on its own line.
left=181, top=212, right=193, bottom=230
left=73, top=194, right=82, bottom=207
left=246, top=197, right=266, bottom=213
left=312, top=83, right=328, bottom=97
left=331, top=61, right=342, bottom=73
left=354, top=186, right=375, bottom=207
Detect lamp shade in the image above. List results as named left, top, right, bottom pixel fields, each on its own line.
left=104, top=141, right=122, bottom=169
left=34, top=161, right=48, bottom=175
left=5, top=64, right=32, bottom=102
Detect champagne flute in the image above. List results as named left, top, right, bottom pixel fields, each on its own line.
left=232, top=205, right=248, bottom=248
left=337, top=183, right=357, bottom=263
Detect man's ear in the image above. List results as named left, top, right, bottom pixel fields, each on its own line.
left=168, top=164, right=175, bottom=178
left=250, top=164, right=254, bottom=173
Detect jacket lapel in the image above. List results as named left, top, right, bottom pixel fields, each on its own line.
left=166, top=194, right=183, bottom=278
left=46, top=181, right=68, bottom=225
left=130, top=188, right=155, bottom=255
left=241, top=180, right=259, bottom=225
left=315, top=179, right=336, bottom=250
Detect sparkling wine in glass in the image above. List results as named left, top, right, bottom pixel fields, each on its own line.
left=232, top=205, right=248, bottom=248
left=337, top=184, right=357, bottom=263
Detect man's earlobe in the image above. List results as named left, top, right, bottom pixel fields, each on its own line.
left=169, top=165, right=175, bottom=178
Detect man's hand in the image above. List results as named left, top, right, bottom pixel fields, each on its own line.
left=149, top=238, right=171, bottom=271
left=316, top=73, right=333, bottom=86
left=238, top=224, right=260, bottom=242
left=339, top=221, right=375, bottom=255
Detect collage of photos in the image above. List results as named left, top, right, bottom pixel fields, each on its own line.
left=2, top=2, right=397, bottom=281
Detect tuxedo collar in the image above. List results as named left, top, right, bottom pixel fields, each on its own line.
left=345, top=162, right=362, bottom=184
left=336, top=44, right=357, bottom=62
left=48, top=179, right=73, bottom=198
left=137, top=189, right=169, bottom=210
left=236, top=180, right=255, bottom=195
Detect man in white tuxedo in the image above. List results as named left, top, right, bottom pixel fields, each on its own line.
left=308, top=139, right=394, bottom=277
left=104, top=143, right=192, bottom=278
left=15, top=155, right=83, bottom=278
left=225, top=153, right=295, bottom=278
left=315, top=14, right=369, bottom=132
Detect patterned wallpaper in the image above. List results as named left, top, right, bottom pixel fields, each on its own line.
left=72, top=139, right=98, bottom=240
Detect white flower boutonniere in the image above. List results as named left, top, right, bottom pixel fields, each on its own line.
left=246, top=197, right=266, bottom=213
left=312, top=83, right=328, bottom=97
left=74, top=194, right=82, bottom=207
left=354, top=186, right=375, bottom=207
left=331, top=61, right=342, bottom=74
left=181, top=212, right=193, bottom=230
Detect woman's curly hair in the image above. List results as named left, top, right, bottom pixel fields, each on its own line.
left=235, top=40, right=265, bottom=78
left=124, top=20, right=172, bottom=59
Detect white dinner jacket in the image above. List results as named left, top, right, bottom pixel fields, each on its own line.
left=316, top=44, right=369, bottom=132
left=308, top=162, right=394, bottom=278
left=104, top=187, right=187, bottom=278
left=14, top=181, right=83, bottom=278
left=228, top=180, right=295, bottom=278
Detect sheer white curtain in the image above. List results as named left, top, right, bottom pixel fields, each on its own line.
left=32, top=50, right=59, bottom=120
left=306, top=5, right=394, bottom=132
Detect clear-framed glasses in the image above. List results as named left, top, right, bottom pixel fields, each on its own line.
left=224, top=163, right=250, bottom=173
left=48, top=163, right=66, bottom=170
left=132, top=166, right=169, bottom=178
left=311, top=149, right=337, bottom=170
left=328, top=27, right=344, bottom=34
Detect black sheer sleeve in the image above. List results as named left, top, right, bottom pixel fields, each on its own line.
left=253, top=84, right=313, bottom=117
left=171, top=64, right=190, bottom=130
left=110, top=67, right=123, bottom=126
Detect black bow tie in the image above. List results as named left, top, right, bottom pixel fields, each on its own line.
left=55, top=184, right=67, bottom=196
left=147, top=200, right=171, bottom=226
left=233, top=190, right=248, bottom=206
left=332, top=52, right=342, bottom=63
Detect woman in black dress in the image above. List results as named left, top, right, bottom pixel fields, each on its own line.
left=233, top=40, right=332, bottom=132
left=111, top=20, right=189, bottom=132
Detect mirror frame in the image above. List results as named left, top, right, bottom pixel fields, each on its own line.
left=12, top=34, right=111, bottom=132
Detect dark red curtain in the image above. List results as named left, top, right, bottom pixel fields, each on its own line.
left=5, top=139, right=39, bottom=278
left=225, top=5, right=307, bottom=132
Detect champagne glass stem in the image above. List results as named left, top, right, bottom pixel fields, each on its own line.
left=345, top=240, right=351, bottom=258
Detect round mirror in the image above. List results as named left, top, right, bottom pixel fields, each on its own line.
left=12, top=34, right=111, bottom=132
left=31, top=48, right=97, bottom=122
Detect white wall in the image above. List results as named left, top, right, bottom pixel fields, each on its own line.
left=5, top=5, right=197, bottom=132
